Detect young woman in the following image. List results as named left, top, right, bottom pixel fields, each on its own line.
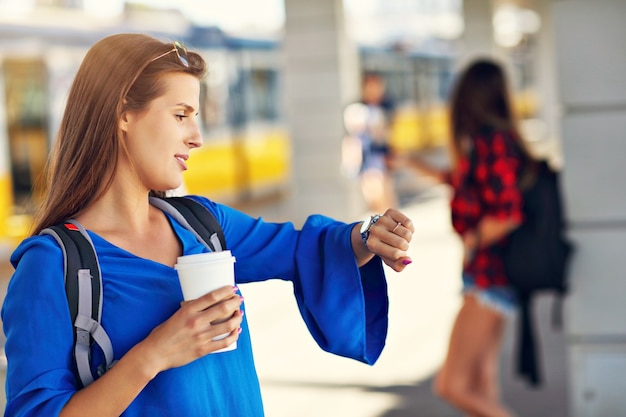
left=1, top=33, right=414, bottom=417
left=402, top=59, right=534, bottom=417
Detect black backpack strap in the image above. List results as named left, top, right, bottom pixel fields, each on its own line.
left=516, top=293, right=541, bottom=386
left=150, top=196, right=227, bottom=251
left=41, top=221, right=115, bottom=387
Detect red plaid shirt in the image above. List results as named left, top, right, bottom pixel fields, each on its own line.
left=448, top=129, right=525, bottom=288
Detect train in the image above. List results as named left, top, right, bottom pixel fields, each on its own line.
left=0, top=9, right=538, bottom=246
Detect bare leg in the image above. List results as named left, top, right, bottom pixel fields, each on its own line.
left=360, top=169, right=393, bottom=213
left=382, top=172, right=398, bottom=209
left=475, top=318, right=505, bottom=402
left=462, top=312, right=505, bottom=417
left=434, top=294, right=515, bottom=417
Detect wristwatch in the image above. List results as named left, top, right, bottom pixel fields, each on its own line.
left=360, top=214, right=381, bottom=246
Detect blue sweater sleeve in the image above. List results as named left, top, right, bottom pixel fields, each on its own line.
left=294, top=215, right=388, bottom=365
left=2, top=235, right=79, bottom=416
left=187, top=196, right=389, bottom=365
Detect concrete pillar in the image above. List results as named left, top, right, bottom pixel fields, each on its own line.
left=282, top=0, right=363, bottom=226
left=461, top=0, right=497, bottom=64
left=551, top=1, right=626, bottom=415
left=460, top=0, right=516, bottom=92
left=529, top=0, right=563, bottom=166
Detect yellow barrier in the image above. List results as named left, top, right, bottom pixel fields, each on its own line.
left=183, top=137, right=239, bottom=200
left=245, top=130, right=291, bottom=189
left=389, top=105, right=449, bottom=152
left=0, top=174, right=32, bottom=247
left=0, top=173, right=13, bottom=240
left=183, top=129, right=291, bottom=202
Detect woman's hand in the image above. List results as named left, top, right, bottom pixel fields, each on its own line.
left=59, top=286, right=244, bottom=417
left=353, top=208, right=414, bottom=272
left=138, top=285, right=244, bottom=375
left=462, top=230, right=479, bottom=267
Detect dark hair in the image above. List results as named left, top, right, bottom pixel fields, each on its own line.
left=448, top=58, right=532, bottom=165
left=31, top=33, right=207, bottom=235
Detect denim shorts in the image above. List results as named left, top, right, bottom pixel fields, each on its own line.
left=462, top=273, right=518, bottom=316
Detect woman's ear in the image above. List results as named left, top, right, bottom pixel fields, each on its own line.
left=119, top=111, right=131, bottom=133
left=119, top=99, right=131, bottom=133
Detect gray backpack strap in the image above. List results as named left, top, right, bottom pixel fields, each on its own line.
left=41, top=220, right=115, bottom=387
left=74, top=270, right=115, bottom=385
left=149, top=196, right=226, bottom=251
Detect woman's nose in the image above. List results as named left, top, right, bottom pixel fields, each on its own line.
left=187, top=121, right=203, bottom=148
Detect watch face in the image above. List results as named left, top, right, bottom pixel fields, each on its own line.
left=360, top=216, right=372, bottom=234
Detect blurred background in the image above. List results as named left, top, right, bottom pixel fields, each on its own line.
left=1, top=1, right=625, bottom=416
left=0, top=0, right=552, bottom=245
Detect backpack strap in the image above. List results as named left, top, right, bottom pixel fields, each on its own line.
left=150, top=196, right=227, bottom=251
left=516, top=294, right=541, bottom=386
left=40, top=221, right=115, bottom=387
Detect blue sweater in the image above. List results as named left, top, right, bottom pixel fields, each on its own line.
left=2, top=196, right=388, bottom=416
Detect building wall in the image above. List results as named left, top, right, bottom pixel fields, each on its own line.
left=552, top=1, right=626, bottom=415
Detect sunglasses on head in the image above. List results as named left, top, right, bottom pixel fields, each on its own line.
left=150, top=41, right=189, bottom=67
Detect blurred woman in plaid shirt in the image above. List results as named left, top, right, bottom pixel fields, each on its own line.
left=396, top=58, right=536, bottom=416
left=435, top=58, right=541, bottom=417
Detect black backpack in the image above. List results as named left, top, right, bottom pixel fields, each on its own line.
left=503, top=160, right=574, bottom=386
left=40, top=196, right=226, bottom=387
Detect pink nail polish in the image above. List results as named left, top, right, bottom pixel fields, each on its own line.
left=402, top=259, right=412, bottom=265
left=233, top=286, right=239, bottom=293
left=238, top=327, right=242, bottom=334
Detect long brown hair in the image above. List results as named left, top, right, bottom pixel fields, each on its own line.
left=448, top=58, right=533, bottom=168
left=31, top=33, right=207, bottom=235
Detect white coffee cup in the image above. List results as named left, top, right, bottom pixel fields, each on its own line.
left=175, top=250, right=237, bottom=353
